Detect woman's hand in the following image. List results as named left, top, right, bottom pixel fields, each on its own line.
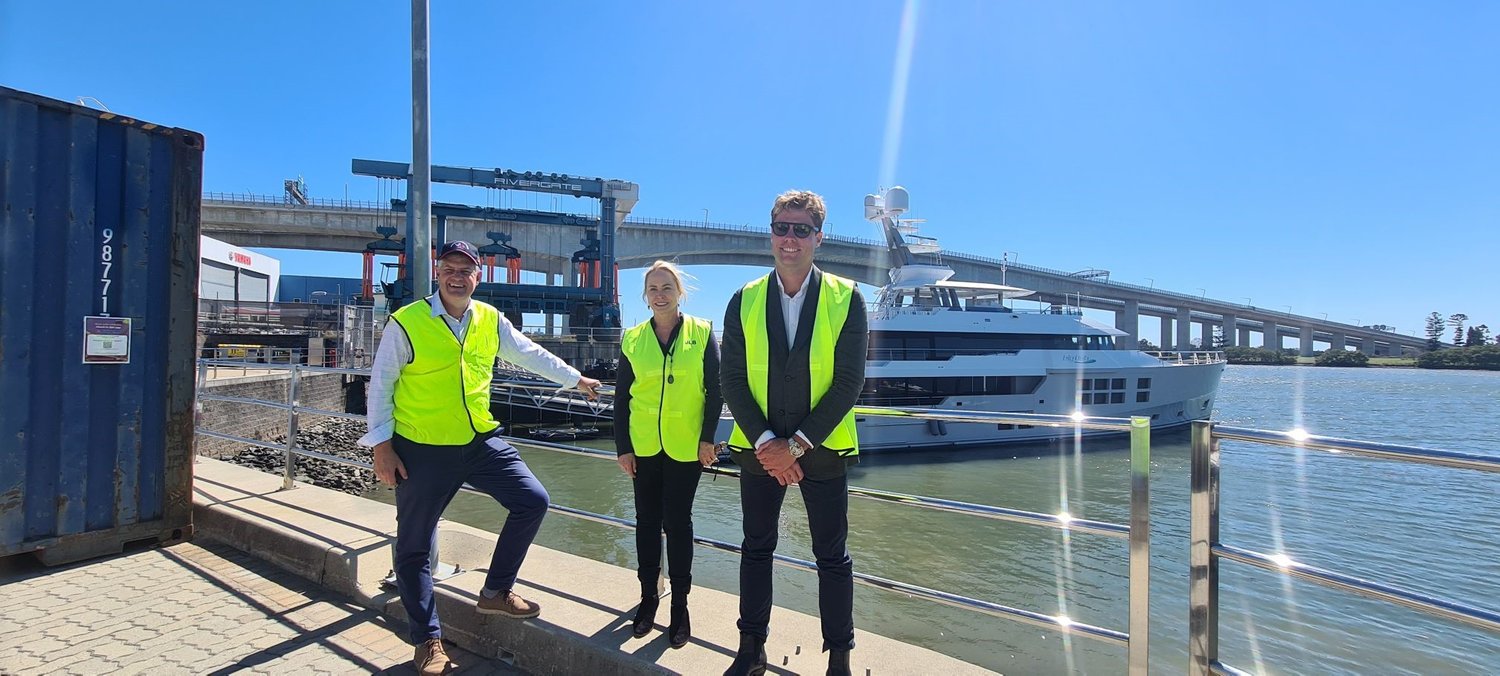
left=698, top=442, right=718, bottom=468
left=617, top=453, right=637, bottom=478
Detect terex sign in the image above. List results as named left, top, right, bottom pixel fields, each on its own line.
left=229, top=252, right=253, bottom=266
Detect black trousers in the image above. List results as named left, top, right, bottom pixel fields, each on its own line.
left=737, top=471, right=856, bottom=652
left=633, top=452, right=704, bottom=601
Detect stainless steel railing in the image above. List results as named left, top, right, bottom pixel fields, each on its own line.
left=1187, top=421, right=1500, bottom=675
left=192, top=358, right=1155, bottom=674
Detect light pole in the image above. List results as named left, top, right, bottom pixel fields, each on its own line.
left=702, top=208, right=709, bottom=226
left=1319, top=312, right=1328, bottom=321
left=1283, top=305, right=1293, bottom=316
left=1244, top=297, right=1252, bottom=308
left=1197, top=288, right=1206, bottom=301
left=1144, top=277, right=1155, bottom=291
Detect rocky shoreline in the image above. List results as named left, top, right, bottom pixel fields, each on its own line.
left=227, top=419, right=379, bottom=495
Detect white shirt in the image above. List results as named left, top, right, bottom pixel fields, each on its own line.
left=358, top=295, right=582, bottom=449
left=756, top=267, right=815, bottom=450
left=778, top=267, right=814, bottom=346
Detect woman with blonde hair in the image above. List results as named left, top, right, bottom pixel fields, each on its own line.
left=614, top=260, right=721, bottom=648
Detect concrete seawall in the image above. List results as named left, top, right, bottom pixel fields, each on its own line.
left=192, top=457, right=996, bottom=675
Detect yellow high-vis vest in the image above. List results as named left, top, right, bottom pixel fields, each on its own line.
left=728, top=272, right=859, bottom=456
left=621, top=314, right=714, bottom=462
left=390, top=297, right=502, bottom=445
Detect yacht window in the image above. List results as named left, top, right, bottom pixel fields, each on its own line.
left=1111, top=392, right=1125, bottom=404
left=1111, top=378, right=1126, bottom=389
left=1137, top=391, right=1151, bottom=403
left=1138, top=378, right=1152, bottom=389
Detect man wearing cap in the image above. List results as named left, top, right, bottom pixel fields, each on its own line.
left=359, top=241, right=602, bottom=675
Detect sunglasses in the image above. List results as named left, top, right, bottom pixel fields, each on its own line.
left=771, top=221, right=819, bottom=239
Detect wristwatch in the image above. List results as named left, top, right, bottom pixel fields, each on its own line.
left=787, top=437, right=807, bottom=458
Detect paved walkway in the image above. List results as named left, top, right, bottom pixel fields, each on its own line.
left=0, top=539, right=521, bottom=675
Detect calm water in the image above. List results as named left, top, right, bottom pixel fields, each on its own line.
left=368, top=366, right=1500, bottom=674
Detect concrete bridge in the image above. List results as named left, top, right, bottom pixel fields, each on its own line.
left=201, top=195, right=1425, bottom=356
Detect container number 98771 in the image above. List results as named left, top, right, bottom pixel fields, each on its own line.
left=100, top=227, right=114, bottom=315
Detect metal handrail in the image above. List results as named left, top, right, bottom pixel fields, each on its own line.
left=1188, top=420, right=1500, bottom=675
left=193, top=358, right=1154, bottom=673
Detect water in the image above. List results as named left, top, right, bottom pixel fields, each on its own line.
left=367, top=366, right=1500, bottom=674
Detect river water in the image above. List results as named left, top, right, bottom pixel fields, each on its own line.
left=367, top=365, right=1500, bottom=674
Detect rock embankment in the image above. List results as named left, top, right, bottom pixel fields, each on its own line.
left=228, top=419, right=377, bottom=495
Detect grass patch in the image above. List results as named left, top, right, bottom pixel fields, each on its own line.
left=1368, top=356, right=1417, bottom=366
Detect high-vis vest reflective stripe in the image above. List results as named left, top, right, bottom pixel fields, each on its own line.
left=621, top=314, right=713, bottom=462
left=391, top=297, right=501, bottom=445
left=728, top=272, right=859, bottom=456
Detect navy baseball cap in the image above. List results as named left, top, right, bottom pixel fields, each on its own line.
left=437, top=241, right=481, bottom=265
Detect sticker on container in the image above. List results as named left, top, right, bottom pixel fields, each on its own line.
left=83, top=316, right=131, bottom=364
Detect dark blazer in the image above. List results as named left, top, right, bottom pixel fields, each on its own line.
left=720, top=267, right=868, bottom=479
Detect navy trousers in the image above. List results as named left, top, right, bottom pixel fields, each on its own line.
left=737, top=471, right=856, bottom=651
left=391, top=432, right=549, bottom=643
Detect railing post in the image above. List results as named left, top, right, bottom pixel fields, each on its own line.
left=282, top=364, right=302, bottom=491
left=195, top=358, right=209, bottom=459
left=1127, top=416, right=1151, bottom=676
left=1188, top=420, right=1221, bottom=674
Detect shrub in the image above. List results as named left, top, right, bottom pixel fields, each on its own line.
left=1416, top=345, right=1500, bottom=371
left=1314, top=350, right=1369, bottom=367
left=1223, top=346, right=1296, bottom=365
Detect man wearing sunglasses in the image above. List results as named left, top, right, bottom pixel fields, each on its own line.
left=720, top=190, right=868, bottom=676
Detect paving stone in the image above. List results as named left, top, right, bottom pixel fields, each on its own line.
left=0, top=541, right=518, bottom=675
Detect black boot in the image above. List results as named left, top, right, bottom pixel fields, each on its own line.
left=668, top=603, right=691, bottom=649
left=630, top=594, right=659, bottom=638
left=723, top=633, right=767, bottom=676
left=826, top=648, right=851, bottom=676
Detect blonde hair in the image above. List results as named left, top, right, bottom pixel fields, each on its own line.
left=641, top=260, right=695, bottom=304
left=771, top=189, right=827, bottom=229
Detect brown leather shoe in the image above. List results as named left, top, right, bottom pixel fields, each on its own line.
left=476, top=589, right=541, bottom=618
left=413, top=638, right=454, bottom=675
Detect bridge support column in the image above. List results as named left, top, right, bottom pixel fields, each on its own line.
left=1160, top=316, right=1174, bottom=350
left=1177, top=307, right=1192, bottom=352
left=1115, top=300, right=1140, bottom=349
left=1299, top=327, right=1315, bottom=357
left=1263, top=321, right=1279, bottom=349
left=1221, top=313, right=1238, bottom=347
left=1237, top=326, right=1251, bottom=346
left=1330, top=333, right=1346, bottom=351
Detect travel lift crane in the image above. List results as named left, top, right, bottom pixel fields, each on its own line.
left=352, top=159, right=639, bottom=338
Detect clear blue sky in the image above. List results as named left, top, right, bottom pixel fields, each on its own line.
left=5, top=1, right=1497, bottom=340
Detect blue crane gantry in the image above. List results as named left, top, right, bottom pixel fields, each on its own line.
left=351, top=159, right=640, bottom=336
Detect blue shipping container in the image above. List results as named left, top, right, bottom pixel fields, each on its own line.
left=0, top=86, right=203, bottom=564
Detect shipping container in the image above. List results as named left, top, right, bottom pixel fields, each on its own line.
left=0, top=86, right=203, bottom=565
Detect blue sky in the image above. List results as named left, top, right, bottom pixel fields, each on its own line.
left=5, top=1, right=1497, bottom=340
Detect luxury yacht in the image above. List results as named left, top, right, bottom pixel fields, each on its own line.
left=848, top=186, right=1225, bottom=451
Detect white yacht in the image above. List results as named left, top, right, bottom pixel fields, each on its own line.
left=845, top=186, right=1225, bottom=451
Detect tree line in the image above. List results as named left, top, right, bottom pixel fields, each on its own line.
left=1424, top=312, right=1493, bottom=350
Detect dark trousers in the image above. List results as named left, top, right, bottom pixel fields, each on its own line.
left=737, top=471, right=855, bottom=651
left=392, top=433, right=549, bottom=643
left=633, top=452, right=704, bottom=602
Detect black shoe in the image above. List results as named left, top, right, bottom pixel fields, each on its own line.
left=668, top=604, right=691, bottom=649
left=826, top=648, right=851, bottom=676
left=723, top=633, right=767, bottom=676
left=630, top=595, right=659, bottom=638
